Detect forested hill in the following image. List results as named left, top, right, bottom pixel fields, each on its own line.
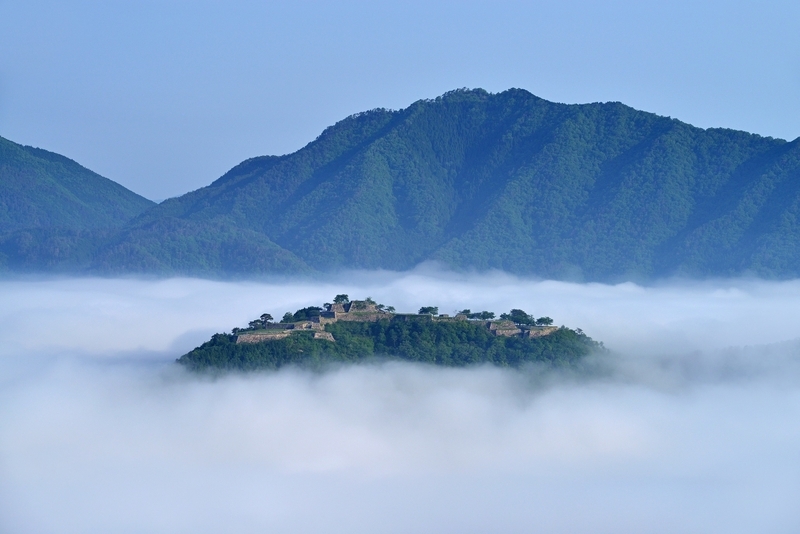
left=178, top=299, right=601, bottom=372
left=0, top=136, right=156, bottom=272
left=0, top=136, right=154, bottom=232
left=4, top=88, right=800, bottom=280
left=94, top=88, right=800, bottom=280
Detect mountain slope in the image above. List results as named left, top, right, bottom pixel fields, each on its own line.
left=0, top=136, right=155, bottom=232
left=92, top=217, right=311, bottom=276
left=99, top=88, right=800, bottom=280
left=0, top=135, right=161, bottom=272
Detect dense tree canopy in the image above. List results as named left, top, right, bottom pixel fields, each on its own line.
left=93, top=88, right=800, bottom=280
left=5, top=89, right=800, bottom=280
left=178, top=317, right=601, bottom=372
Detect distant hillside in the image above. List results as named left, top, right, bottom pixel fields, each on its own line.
left=0, top=136, right=156, bottom=271
left=4, top=89, right=800, bottom=279
left=95, top=88, right=800, bottom=280
left=0, top=136, right=154, bottom=232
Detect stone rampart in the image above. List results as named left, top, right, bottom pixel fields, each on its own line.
left=492, top=327, right=522, bottom=337
left=313, top=331, right=335, bottom=342
left=236, top=331, right=292, bottom=343
left=432, top=315, right=469, bottom=323
left=523, top=326, right=558, bottom=338
left=331, top=312, right=390, bottom=322
left=238, top=310, right=558, bottom=345
left=393, top=313, right=433, bottom=322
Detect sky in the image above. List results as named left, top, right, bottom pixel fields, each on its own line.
left=0, top=0, right=798, bottom=200
left=2, top=274, right=800, bottom=533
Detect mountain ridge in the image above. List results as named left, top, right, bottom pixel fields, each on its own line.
left=0, top=135, right=154, bottom=232
left=0, top=135, right=156, bottom=272
left=3, top=88, right=800, bottom=280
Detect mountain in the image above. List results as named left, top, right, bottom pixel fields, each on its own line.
left=94, top=88, right=800, bottom=280
left=0, top=136, right=156, bottom=271
left=0, top=136, right=154, bottom=231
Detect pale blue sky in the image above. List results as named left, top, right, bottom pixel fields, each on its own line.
left=1, top=0, right=798, bottom=200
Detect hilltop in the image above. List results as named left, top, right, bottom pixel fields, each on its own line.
left=95, top=88, right=800, bottom=280
left=177, top=295, right=601, bottom=371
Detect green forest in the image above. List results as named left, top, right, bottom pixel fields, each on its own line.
left=177, top=302, right=602, bottom=372
left=4, top=88, right=800, bottom=280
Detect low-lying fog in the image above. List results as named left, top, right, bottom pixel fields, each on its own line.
left=1, top=269, right=799, bottom=533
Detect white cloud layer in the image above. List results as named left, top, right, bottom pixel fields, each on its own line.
left=1, top=271, right=800, bottom=533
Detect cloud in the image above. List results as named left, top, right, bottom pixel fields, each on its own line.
left=1, top=272, right=800, bottom=533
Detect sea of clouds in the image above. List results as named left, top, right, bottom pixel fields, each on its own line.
left=1, top=268, right=800, bottom=533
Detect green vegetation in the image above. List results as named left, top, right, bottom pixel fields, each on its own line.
left=282, top=306, right=323, bottom=322
left=6, top=88, right=800, bottom=280
left=177, top=298, right=603, bottom=372
left=0, top=135, right=154, bottom=272
left=178, top=318, right=599, bottom=372
left=95, top=88, right=800, bottom=280
left=0, top=136, right=154, bottom=233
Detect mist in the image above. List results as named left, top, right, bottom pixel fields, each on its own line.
left=1, top=271, right=800, bottom=533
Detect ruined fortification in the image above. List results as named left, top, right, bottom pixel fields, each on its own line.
left=235, top=300, right=557, bottom=344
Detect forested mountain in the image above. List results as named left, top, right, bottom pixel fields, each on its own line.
left=3, top=88, right=800, bottom=279
left=0, top=136, right=155, bottom=271
left=0, top=136, right=154, bottom=232
left=94, top=88, right=800, bottom=280
left=0, top=137, right=155, bottom=272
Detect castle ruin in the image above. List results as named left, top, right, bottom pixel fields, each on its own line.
left=235, top=300, right=557, bottom=344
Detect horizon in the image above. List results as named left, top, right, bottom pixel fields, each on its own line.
left=16, top=86, right=799, bottom=204
left=1, top=0, right=798, bottom=200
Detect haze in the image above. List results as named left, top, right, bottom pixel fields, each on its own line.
left=1, top=0, right=798, bottom=199
left=1, top=271, right=800, bottom=533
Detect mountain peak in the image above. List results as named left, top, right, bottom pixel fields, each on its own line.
left=4, top=89, right=800, bottom=280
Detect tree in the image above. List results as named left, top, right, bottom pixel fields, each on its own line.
left=478, top=311, right=495, bottom=320
left=291, top=306, right=322, bottom=321
left=418, top=306, right=439, bottom=315
left=365, top=296, right=376, bottom=305
left=458, top=309, right=471, bottom=316
left=386, top=306, right=396, bottom=313
left=248, top=320, right=262, bottom=330
left=260, top=313, right=273, bottom=324
left=501, top=309, right=534, bottom=325
left=281, top=312, right=294, bottom=323
left=536, top=316, right=553, bottom=326
left=333, top=294, right=349, bottom=304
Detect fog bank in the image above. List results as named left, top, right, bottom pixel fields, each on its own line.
left=1, top=272, right=800, bottom=533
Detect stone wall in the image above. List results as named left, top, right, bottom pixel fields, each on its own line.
left=393, top=313, right=433, bottom=322
left=333, top=312, right=390, bottom=322
left=313, top=331, right=335, bottom=342
left=293, top=321, right=324, bottom=331
left=236, top=331, right=292, bottom=343
left=238, top=310, right=558, bottom=345
left=492, top=326, right=522, bottom=337
left=344, top=300, right=378, bottom=313
left=523, top=326, right=558, bottom=338
left=487, top=320, right=520, bottom=336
